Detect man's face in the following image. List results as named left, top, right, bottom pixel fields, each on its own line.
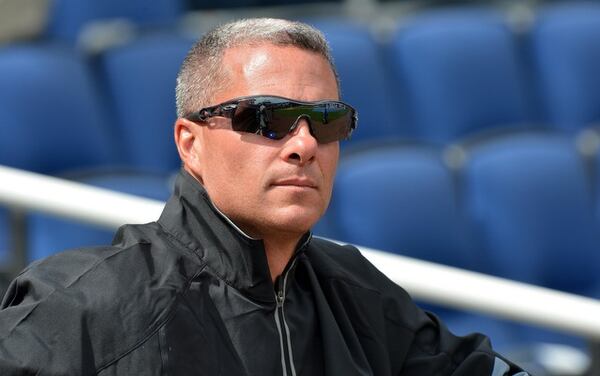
left=180, top=43, right=340, bottom=239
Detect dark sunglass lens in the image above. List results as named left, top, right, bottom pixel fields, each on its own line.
left=310, top=105, right=354, bottom=143
left=229, top=97, right=355, bottom=143
left=268, top=106, right=307, bottom=139
left=231, top=102, right=260, bottom=133
left=231, top=99, right=290, bottom=140
left=269, top=103, right=354, bottom=143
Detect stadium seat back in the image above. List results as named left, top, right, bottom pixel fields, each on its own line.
left=463, top=133, right=600, bottom=292
left=311, top=20, right=403, bottom=143
left=389, top=9, right=531, bottom=143
left=28, top=171, right=172, bottom=261
left=47, top=0, right=184, bottom=42
left=99, top=34, right=194, bottom=173
left=0, top=44, right=118, bottom=174
left=530, top=3, right=600, bottom=131
left=329, top=144, right=478, bottom=270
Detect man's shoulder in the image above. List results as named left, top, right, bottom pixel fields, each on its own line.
left=306, top=237, right=400, bottom=294
left=0, top=222, right=203, bottom=367
left=307, top=237, right=365, bottom=268
left=0, top=221, right=207, bottom=370
left=8, top=222, right=198, bottom=304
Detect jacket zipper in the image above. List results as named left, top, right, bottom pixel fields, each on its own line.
left=273, top=259, right=298, bottom=376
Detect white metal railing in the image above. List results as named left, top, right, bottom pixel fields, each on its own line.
left=1, top=164, right=600, bottom=340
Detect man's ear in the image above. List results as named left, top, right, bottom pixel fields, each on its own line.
left=174, top=118, right=202, bottom=171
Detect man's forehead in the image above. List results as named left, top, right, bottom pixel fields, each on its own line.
left=221, top=43, right=278, bottom=75
left=221, top=43, right=318, bottom=70
left=216, top=43, right=339, bottom=103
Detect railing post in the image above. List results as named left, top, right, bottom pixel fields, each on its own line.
left=588, top=341, right=600, bottom=376
left=8, top=208, right=28, bottom=276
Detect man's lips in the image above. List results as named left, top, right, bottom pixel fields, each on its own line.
left=271, top=177, right=318, bottom=189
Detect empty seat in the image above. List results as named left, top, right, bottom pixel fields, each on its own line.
left=327, top=142, right=519, bottom=349
left=0, top=44, right=119, bottom=270
left=187, top=0, right=260, bottom=9
left=0, top=44, right=118, bottom=174
left=310, top=20, right=402, bottom=143
left=98, top=34, right=194, bottom=174
left=28, top=171, right=172, bottom=261
left=0, top=44, right=172, bottom=267
left=530, top=3, right=600, bottom=132
left=462, top=132, right=600, bottom=294
left=328, top=143, right=476, bottom=268
left=388, top=9, right=531, bottom=143
left=46, top=0, right=184, bottom=42
left=188, top=0, right=333, bottom=9
left=461, top=131, right=599, bottom=350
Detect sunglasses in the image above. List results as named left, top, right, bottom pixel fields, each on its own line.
left=185, top=95, right=358, bottom=143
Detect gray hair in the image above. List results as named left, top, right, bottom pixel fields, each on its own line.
left=175, top=18, right=339, bottom=118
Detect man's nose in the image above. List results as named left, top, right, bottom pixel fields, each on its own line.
left=281, top=119, right=318, bottom=165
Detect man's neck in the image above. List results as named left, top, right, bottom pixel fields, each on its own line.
left=262, top=236, right=302, bottom=282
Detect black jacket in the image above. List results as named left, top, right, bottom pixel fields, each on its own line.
left=0, top=171, right=529, bottom=375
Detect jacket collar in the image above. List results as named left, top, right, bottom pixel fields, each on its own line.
left=158, top=170, right=311, bottom=303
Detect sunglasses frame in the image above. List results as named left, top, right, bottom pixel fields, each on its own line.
left=185, top=95, right=358, bottom=143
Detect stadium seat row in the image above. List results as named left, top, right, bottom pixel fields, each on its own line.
left=1, top=3, right=599, bottom=363
left=322, top=133, right=600, bottom=298
left=323, top=3, right=600, bottom=144
left=4, top=3, right=600, bottom=175
left=45, top=0, right=339, bottom=43
left=319, top=132, right=600, bottom=355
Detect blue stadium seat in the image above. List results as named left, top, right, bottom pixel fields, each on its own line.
left=46, top=0, right=185, bottom=42
left=462, top=132, right=599, bottom=349
left=0, top=44, right=172, bottom=266
left=0, top=44, right=118, bottom=269
left=388, top=8, right=531, bottom=143
left=327, top=142, right=518, bottom=349
left=530, top=3, right=600, bottom=132
left=329, top=144, right=472, bottom=265
left=98, top=34, right=194, bottom=174
left=0, top=44, right=119, bottom=173
left=188, top=0, right=332, bottom=9
left=463, top=132, right=600, bottom=293
left=188, top=0, right=260, bottom=9
left=308, top=20, right=402, bottom=143
left=28, top=171, right=172, bottom=261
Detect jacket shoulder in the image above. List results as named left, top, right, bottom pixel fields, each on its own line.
left=4, top=222, right=198, bottom=307
left=306, top=238, right=529, bottom=375
left=307, top=237, right=403, bottom=293
left=306, top=237, right=424, bottom=330
left=0, top=222, right=203, bottom=373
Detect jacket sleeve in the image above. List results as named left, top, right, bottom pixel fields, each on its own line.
left=336, top=244, right=531, bottom=376
left=0, top=263, right=96, bottom=375
left=400, top=311, right=530, bottom=375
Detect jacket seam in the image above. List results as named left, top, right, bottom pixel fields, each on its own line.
left=95, top=294, right=180, bottom=373
left=321, top=275, right=417, bottom=333
left=95, top=264, right=207, bottom=373
left=156, top=222, right=207, bottom=264
left=158, top=323, right=169, bottom=376
left=157, top=222, right=259, bottom=298
left=4, top=243, right=153, bottom=339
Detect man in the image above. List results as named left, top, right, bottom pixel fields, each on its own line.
left=0, top=18, right=529, bottom=375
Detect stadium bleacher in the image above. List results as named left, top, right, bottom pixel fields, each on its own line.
left=98, top=33, right=194, bottom=173
left=46, top=0, right=185, bottom=43
left=1, top=1, right=600, bottom=374
left=530, top=2, right=600, bottom=133
left=387, top=7, right=534, bottom=143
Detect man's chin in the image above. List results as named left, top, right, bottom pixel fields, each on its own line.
left=268, top=208, right=322, bottom=234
